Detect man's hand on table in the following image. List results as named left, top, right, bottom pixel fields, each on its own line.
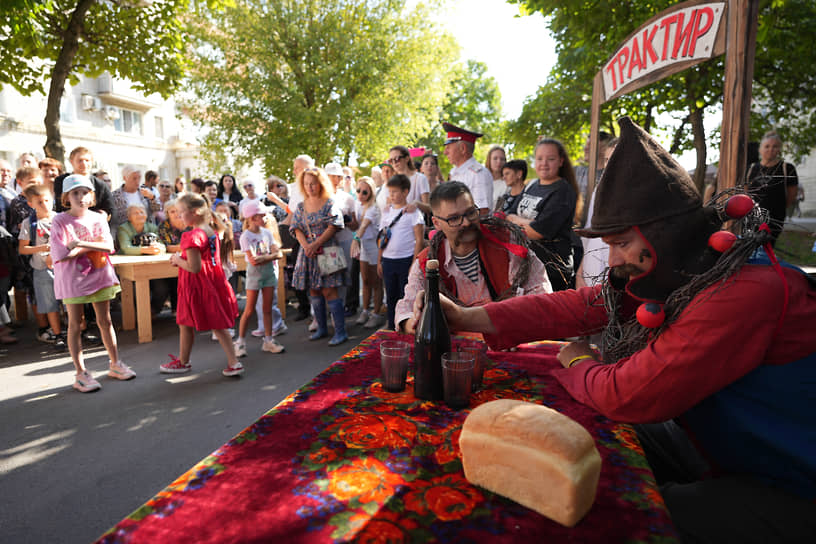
left=557, top=340, right=597, bottom=368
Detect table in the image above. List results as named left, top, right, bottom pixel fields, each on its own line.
left=111, top=251, right=287, bottom=343
left=96, top=332, right=678, bottom=543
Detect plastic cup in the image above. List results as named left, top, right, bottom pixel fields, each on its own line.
left=442, top=352, right=475, bottom=410
left=380, top=341, right=411, bottom=392
left=459, top=341, right=488, bottom=391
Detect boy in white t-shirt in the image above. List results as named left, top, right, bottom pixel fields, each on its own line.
left=378, top=174, right=424, bottom=330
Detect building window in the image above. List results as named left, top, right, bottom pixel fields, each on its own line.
left=114, top=109, right=143, bottom=135
left=154, top=116, right=164, bottom=139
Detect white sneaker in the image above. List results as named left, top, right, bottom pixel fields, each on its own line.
left=211, top=330, right=218, bottom=341
left=251, top=328, right=264, bottom=337
left=355, top=309, right=371, bottom=325
left=234, top=341, right=247, bottom=357
left=364, top=313, right=384, bottom=328
left=272, top=322, right=288, bottom=336
left=308, top=318, right=318, bottom=332
left=108, top=361, right=136, bottom=380
left=73, top=371, right=101, bottom=393
left=262, top=339, right=285, bottom=353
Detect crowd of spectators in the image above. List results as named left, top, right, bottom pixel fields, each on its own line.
left=1, top=124, right=753, bottom=385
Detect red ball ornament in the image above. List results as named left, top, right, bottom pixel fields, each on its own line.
left=725, top=194, right=754, bottom=219
left=636, top=303, right=665, bottom=328
left=708, top=230, right=737, bottom=252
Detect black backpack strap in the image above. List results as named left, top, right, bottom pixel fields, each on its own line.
left=29, top=208, right=38, bottom=246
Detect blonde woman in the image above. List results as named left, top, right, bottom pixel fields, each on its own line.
left=350, top=177, right=384, bottom=327
left=289, top=167, right=348, bottom=346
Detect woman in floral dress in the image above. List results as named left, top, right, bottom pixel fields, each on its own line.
left=290, top=167, right=348, bottom=346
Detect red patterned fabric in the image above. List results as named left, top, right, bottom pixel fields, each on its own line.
left=97, top=332, right=678, bottom=543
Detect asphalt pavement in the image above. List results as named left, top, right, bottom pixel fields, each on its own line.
left=0, top=302, right=375, bottom=543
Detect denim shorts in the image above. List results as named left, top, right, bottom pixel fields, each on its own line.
left=359, top=237, right=379, bottom=265
left=246, top=263, right=277, bottom=290
left=32, top=268, right=59, bottom=313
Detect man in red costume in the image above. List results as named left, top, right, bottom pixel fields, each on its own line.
left=398, top=181, right=551, bottom=334
left=425, top=118, right=816, bottom=542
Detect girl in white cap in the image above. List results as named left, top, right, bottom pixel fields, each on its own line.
left=50, top=174, right=135, bottom=392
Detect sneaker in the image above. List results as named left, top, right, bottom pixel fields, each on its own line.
left=160, top=355, right=192, bottom=374
left=364, top=313, right=384, bottom=328
left=355, top=309, right=371, bottom=325
left=222, top=361, right=244, bottom=377
left=37, top=328, right=57, bottom=343
left=234, top=341, right=247, bottom=357
left=108, top=361, right=136, bottom=380
left=73, top=371, right=101, bottom=393
left=81, top=329, right=103, bottom=345
left=262, top=339, right=285, bottom=353
left=251, top=328, right=264, bottom=338
left=272, top=322, right=288, bottom=337
left=52, top=333, right=67, bottom=351
left=344, top=306, right=357, bottom=318
left=308, top=318, right=318, bottom=332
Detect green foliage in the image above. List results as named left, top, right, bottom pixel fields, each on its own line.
left=749, top=0, right=816, bottom=162
left=509, top=0, right=816, bottom=167
left=186, top=0, right=459, bottom=177
left=414, top=59, right=505, bottom=175
left=0, top=0, right=194, bottom=99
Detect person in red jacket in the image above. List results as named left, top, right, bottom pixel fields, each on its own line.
left=397, top=181, right=551, bottom=334
left=418, top=117, right=816, bottom=543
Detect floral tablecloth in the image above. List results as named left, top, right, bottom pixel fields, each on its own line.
left=97, top=331, right=678, bottom=543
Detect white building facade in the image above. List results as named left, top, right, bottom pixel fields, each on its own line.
left=0, top=73, right=203, bottom=187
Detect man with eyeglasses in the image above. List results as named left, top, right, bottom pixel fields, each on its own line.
left=397, top=181, right=551, bottom=334
left=442, top=123, right=494, bottom=215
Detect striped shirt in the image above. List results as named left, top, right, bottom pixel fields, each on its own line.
left=452, top=249, right=480, bottom=283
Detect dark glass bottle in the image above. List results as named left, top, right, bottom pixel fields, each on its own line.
left=414, top=259, right=451, bottom=400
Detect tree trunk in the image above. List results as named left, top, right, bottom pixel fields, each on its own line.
left=43, top=0, right=95, bottom=164
left=689, top=107, right=707, bottom=194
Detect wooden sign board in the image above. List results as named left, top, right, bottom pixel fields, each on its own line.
left=602, top=1, right=727, bottom=103
left=586, top=0, right=757, bottom=203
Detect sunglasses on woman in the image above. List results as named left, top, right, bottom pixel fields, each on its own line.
left=356, top=188, right=370, bottom=196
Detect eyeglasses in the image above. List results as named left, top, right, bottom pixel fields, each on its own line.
left=158, top=184, right=171, bottom=188
left=434, top=206, right=480, bottom=227
left=356, top=189, right=370, bottom=196
left=303, top=167, right=320, bottom=174
left=387, top=155, right=406, bottom=164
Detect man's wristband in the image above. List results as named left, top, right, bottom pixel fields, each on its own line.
left=353, top=233, right=361, bottom=242
left=567, top=354, right=594, bottom=368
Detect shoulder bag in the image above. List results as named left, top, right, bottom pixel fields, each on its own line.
left=376, top=209, right=405, bottom=250
left=306, top=219, right=347, bottom=276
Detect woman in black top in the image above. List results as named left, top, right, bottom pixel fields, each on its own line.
left=743, top=131, right=798, bottom=245
left=495, top=159, right=528, bottom=216
left=217, top=173, right=242, bottom=218
left=506, top=139, right=578, bottom=291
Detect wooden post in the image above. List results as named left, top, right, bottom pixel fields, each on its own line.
left=586, top=72, right=604, bottom=207
left=718, top=0, right=760, bottom=190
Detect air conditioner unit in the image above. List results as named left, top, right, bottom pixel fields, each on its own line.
left=81, top=94, right=102, bottom=112
left=103, top=105, right=120, bottom=121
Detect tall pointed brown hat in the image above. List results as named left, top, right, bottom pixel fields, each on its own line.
left=577, top=116, right=701, bottom=238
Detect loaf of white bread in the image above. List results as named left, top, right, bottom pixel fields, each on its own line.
left=459, top=399, right=602, bottom=527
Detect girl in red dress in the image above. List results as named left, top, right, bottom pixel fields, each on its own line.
left=160, top=193, right=243, bottom=376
